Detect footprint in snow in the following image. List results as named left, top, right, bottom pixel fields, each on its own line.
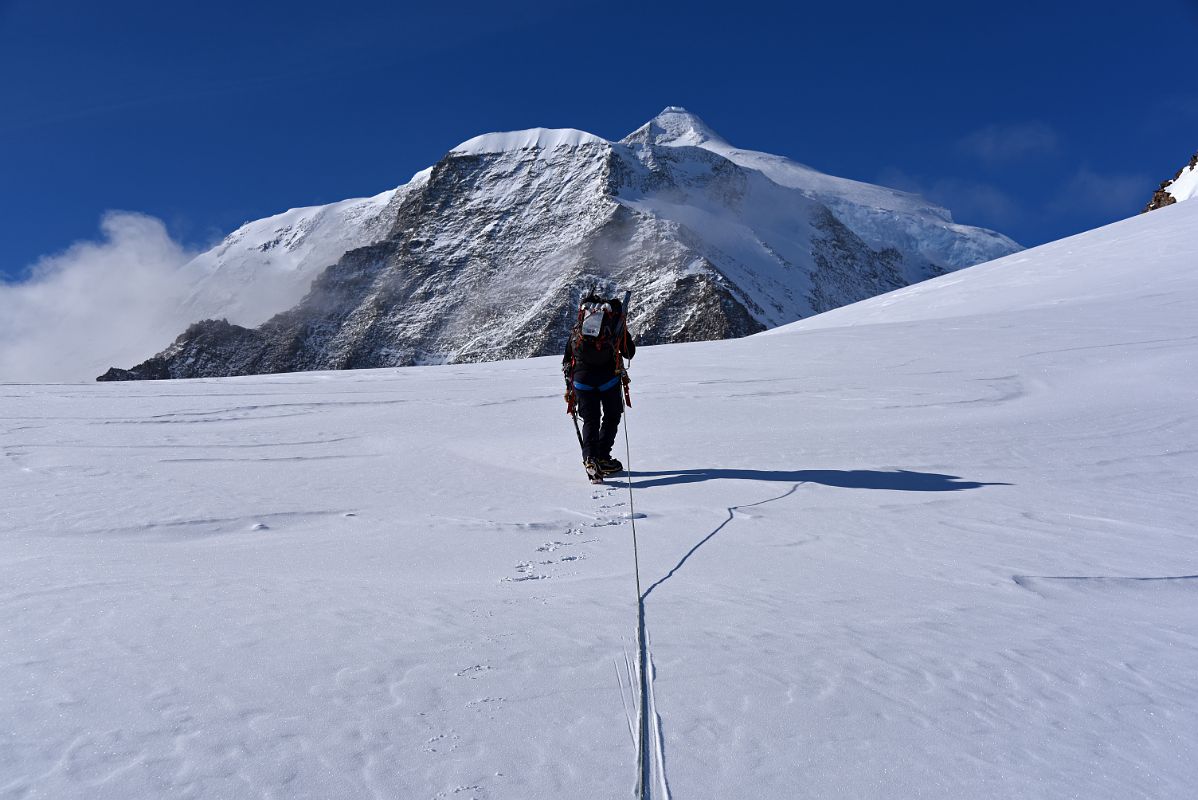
left=435, top=785, right=485, bottom=799
left=465, top=697, right=504, bottom=708
left=466, top=697, right=505, bottom=722
left=423, top=732, right=461, bottom=754
left=454, top=665, right=491, bottom=679
left=503, top=563, right=549, bottom=582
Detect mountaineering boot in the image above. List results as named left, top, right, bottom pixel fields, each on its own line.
left=584, top=458, right=605, bottom=484
left=597, top=456, right=623, bottom=475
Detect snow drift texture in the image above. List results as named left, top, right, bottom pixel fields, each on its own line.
left=97, top=108, right=1019, bottom=381
left=3, top=199, right=1196, bottom=798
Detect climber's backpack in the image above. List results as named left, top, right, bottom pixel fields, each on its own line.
left=571, top=297, right=623, bottom=369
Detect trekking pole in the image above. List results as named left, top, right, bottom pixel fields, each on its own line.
left=570, top=410, right=584, bottom=452
left=619, top=367, right=640, bottom=601
left=565, top=379, right=584, bottom=450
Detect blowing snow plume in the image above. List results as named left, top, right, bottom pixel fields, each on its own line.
left=1, top=185, right=402, bottom=383
left=0, top=212, right=200, bottom=384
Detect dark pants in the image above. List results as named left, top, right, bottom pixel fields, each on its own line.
left=576, top=384, right=623, bottom=461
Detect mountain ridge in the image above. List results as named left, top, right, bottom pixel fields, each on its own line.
left=98, top=108, right=1021, bottom=381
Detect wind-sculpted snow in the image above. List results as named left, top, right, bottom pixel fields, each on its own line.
left=5, top=199, right=1198, bottom=797
left=99, top=108, right=1020, bottom=380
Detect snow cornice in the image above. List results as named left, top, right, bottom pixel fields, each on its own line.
left=449, top=127, right=610, bottom=157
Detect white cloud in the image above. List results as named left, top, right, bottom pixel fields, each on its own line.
left=958, top=122, right=1060, bottom=164
left=0, top=212, right=199, bottom=383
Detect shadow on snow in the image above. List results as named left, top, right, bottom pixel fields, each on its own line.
left=637, top=469, right=1008, bottom=601
left=628, top=469, right=1009, bottom=790
left=627, top=468, right=1010, bottom=491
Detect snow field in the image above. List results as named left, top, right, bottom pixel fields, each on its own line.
left=2, top=200, right=1197, bottom=798
left=2, top=365, right=651, bottom=799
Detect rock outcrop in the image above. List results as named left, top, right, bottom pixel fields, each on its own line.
left=1144, top=152, right=1198, bottom=212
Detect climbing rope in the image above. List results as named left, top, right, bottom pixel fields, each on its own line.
left=619, top=383, right=652, bottom=800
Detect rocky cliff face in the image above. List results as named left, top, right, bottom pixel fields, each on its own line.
left=1144, top=152, right=1198, bottom=212
left=98, top=108, right=1021, bottom=381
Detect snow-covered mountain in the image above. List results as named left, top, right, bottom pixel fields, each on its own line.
left=1144, top=151, right=1198, bottom=211
left=178, top=180, right=423, bottom=327
left=99, top=107, right=1019, bottom=381
left=5, top=199, right=1196, bottom=799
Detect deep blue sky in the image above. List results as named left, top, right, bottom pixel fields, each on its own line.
left=2, top=0, right=1196, bottom=280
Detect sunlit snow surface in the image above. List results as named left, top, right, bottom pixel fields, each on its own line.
left=1165, top=160, right=1197, bottom=204
left=2, top=202, right=1196, bottom=799
left=450, top=127, right=609, bottom=157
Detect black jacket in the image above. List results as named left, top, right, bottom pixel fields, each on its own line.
left=563, top=323, right=635, bottom=389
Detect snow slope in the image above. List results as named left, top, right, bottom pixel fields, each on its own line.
left=1163, top=157, right=1197, bottom=203
left=627, top=107, right=1014, bottom=269
left=2, top=201, right=1196, bottom=798
left=180, top=172, right=430, bottom=328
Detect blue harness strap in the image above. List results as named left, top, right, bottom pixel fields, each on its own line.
left=574, top=376, right=621, bottom=392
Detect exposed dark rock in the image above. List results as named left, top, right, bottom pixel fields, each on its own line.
left=810, top=208, right=907, bottom=313
left=1143, top=152, right=1198, bottom=213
